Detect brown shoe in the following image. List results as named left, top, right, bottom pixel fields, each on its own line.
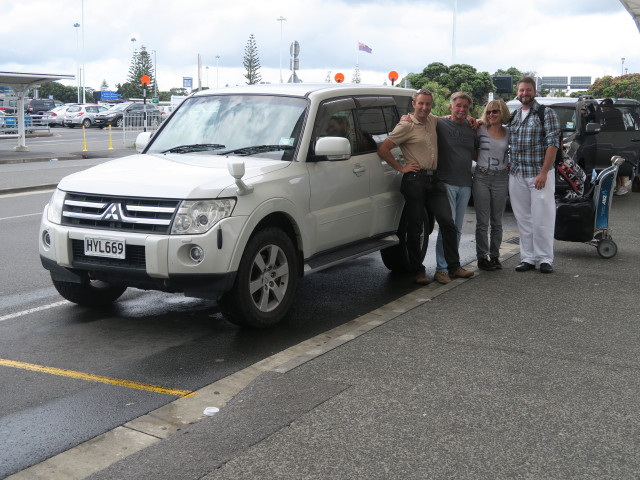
left=434, top=272, right=451, bottom=284
left=449, top=267, right=474, bottom=279
left=415, top=272, right=431, bottom=285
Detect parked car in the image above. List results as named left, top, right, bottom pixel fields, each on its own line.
left=39, top=84, right=422, bottom=328
left=0, top=111, right=34, bottom=133
left=45, top=105, right=73, bottom=127
left=63, top=104, right=109, bottom=128
left=93, top=102, right=162, bottom=128
left=549, top=97, right=640, bottom=181
left=27, top=99, right=58, bottom=115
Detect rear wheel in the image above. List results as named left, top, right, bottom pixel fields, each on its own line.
left=115, top=117, right=123, bottom=128
left=380, top=206, right=431, bottom=273
left=219, top=227, right=299, bottom=328
left=52, top=277, right=127, bottom=307
left=82, top=118, right=91, bottom=128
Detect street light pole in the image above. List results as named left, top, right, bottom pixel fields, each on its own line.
left=215, top=55, right=220, bottom=88
left=74, top=23, right=81, bottom=103
left=152, top=49, right=157, bottom=96
left=621, top=57, right=626, bottom=76
left=80, top=0, right=86, bottom=103
left=276, top=16, right=286, bottom=83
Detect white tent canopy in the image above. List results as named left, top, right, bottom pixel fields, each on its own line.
left=620, top=0, right=640, bottom=32
left=0, top=71, right=74, bottom=151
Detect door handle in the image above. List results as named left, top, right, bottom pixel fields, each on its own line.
left=353, top=164, right=365, bottom=176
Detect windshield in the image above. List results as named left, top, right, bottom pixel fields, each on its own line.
left=147, top=94, right=308, bottom=160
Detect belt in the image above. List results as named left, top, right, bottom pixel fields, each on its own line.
left=415, top=169, right=437, bottom=176
left=476, top=166, right=507, bottom=175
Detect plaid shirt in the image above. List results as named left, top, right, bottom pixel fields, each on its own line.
left=508, top=101, right=560, bottom=178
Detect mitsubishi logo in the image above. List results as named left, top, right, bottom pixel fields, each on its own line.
left=102, top=203, right=122, bottom=222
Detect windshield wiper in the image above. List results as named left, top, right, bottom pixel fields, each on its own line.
left=162, top=143, right=226, bottom=154
left=221, top=144, right=294, bottom=156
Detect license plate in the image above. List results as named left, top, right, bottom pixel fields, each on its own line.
left=84, top=236, right=126, bottom=259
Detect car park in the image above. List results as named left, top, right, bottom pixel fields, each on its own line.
left=93, top=102, right=162, bottom=128
left=39, top=84, right=423, bottom=328
left=63, top=104, right=108, bottom=128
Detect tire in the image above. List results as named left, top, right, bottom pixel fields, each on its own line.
left=82, top=118, right=91, bottom=128
left=380, top=205, right=432, bottom=273
left=52, top=277, right=127, bottom=307
left=219, top=228, right=299, bottom=328
left=597, top=239, right=617, bottom=259
left=115, top=117, right=123, bottom=128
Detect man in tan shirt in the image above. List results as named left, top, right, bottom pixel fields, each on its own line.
left=378, top=88, right=474, bottom=285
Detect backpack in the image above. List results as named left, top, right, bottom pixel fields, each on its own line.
left=509, top=104, right=584, bottom=194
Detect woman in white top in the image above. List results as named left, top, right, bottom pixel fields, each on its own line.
left=473, top=99, right=510, bottom=271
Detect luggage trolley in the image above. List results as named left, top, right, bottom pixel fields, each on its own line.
left=554, top=156, right=625, bottom=259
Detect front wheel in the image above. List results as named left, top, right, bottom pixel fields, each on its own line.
left=597, top=239, right=617, bottom=259
left=82, top=118, right=91, bottom=128
left=219, top=228, right=299, bottom=328
left=115, top=117, right=123, bottom=128
left=52, top=277, right=127, bottom=307
left=380, top=206, right=431, bottom=273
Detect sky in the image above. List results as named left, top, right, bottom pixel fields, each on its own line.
left=0, top=0, right=638, bottom=93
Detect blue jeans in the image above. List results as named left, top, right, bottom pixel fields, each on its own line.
left=436, top=183, right=471, bottom=272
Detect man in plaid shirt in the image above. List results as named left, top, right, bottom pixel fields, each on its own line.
left=508, top=76, right=560, bottom=274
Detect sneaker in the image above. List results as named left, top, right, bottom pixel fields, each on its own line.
left=434, top=271, right=451, bottom=284
left=449, top=267, right=474, bottom=279
left=515, top=262, right=535, bottom=272
left=490, top=257, right=502, bottom=269
left=415, top=272, right=431, bottom=285
left=614, top=186, right=628, bottom=196
left=477, top=257, right=496, bottom=271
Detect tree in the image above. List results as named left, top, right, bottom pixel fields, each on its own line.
left=100, top=79, right=109, bottom=91
left=36, top=82, right=78, bottom=103
left=120, top=46, right=155, bottom=99
left=588, top=74, right=640, bottom=100
left=401, top=62, right=495, bottom=114
left=243, top=34, right=262, bottom=85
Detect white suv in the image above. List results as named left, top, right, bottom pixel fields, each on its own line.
left=39, top=84, right=426, bottom=327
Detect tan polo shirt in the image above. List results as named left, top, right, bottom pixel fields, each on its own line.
left=386, top=113, right=438, bottom=170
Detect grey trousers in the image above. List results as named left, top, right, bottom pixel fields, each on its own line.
left=472, top=169, right=509, bottom=259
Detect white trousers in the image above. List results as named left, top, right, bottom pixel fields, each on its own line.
left=508, top=170, right=556, bottom=265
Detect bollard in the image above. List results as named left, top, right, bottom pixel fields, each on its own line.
left=82, top=125, right=88, bottom=152
left=108, top=125, right=113, bottom=150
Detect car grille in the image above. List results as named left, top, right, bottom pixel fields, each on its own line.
left=61, top=192, right=180, bottom=234
left=71, top=240, right=146, bottom=269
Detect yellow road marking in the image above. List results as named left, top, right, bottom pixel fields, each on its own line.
left=0, top=358, right=196, bottom=398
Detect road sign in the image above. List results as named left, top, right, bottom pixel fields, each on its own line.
left=140, top=75, right=151, bottom=86
left=152, top=96, right=159, bottom=104
left=183, top=77, right=193, bottom=88
left=101, top=91, right=121, bottom=100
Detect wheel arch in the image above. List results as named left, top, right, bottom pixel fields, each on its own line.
left=226, top=199, right=307, bottom=275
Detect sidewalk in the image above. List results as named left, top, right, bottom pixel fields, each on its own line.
left=10, top=188, right=640, bottom=478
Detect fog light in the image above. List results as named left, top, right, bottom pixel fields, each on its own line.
left=42, top=230, right=51, bottom=248
left=189, top=245, right=204, bottom=263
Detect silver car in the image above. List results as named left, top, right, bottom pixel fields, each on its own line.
left=64, top=104, right=108, bottom=128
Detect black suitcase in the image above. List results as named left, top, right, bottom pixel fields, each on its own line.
left=555, top=200, right=595, bottom=242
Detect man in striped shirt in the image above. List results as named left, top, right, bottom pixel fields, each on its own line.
left=508, top=76, right=561, bottom=274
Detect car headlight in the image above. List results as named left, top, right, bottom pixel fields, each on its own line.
left=47, top=189, right=66, bottom=224
left=171, top=199, right=236, bottom=234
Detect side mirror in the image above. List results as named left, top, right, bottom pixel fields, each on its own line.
left=314, top=137, right=351, bottom=161
left=135, top=132, right=152, bottom=152
left=227, top=161, right=254, bottom=195
left=585, top=122, right=600, bottom=134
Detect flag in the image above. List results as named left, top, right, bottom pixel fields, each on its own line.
left=358, top=42, right=372, bottom=54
